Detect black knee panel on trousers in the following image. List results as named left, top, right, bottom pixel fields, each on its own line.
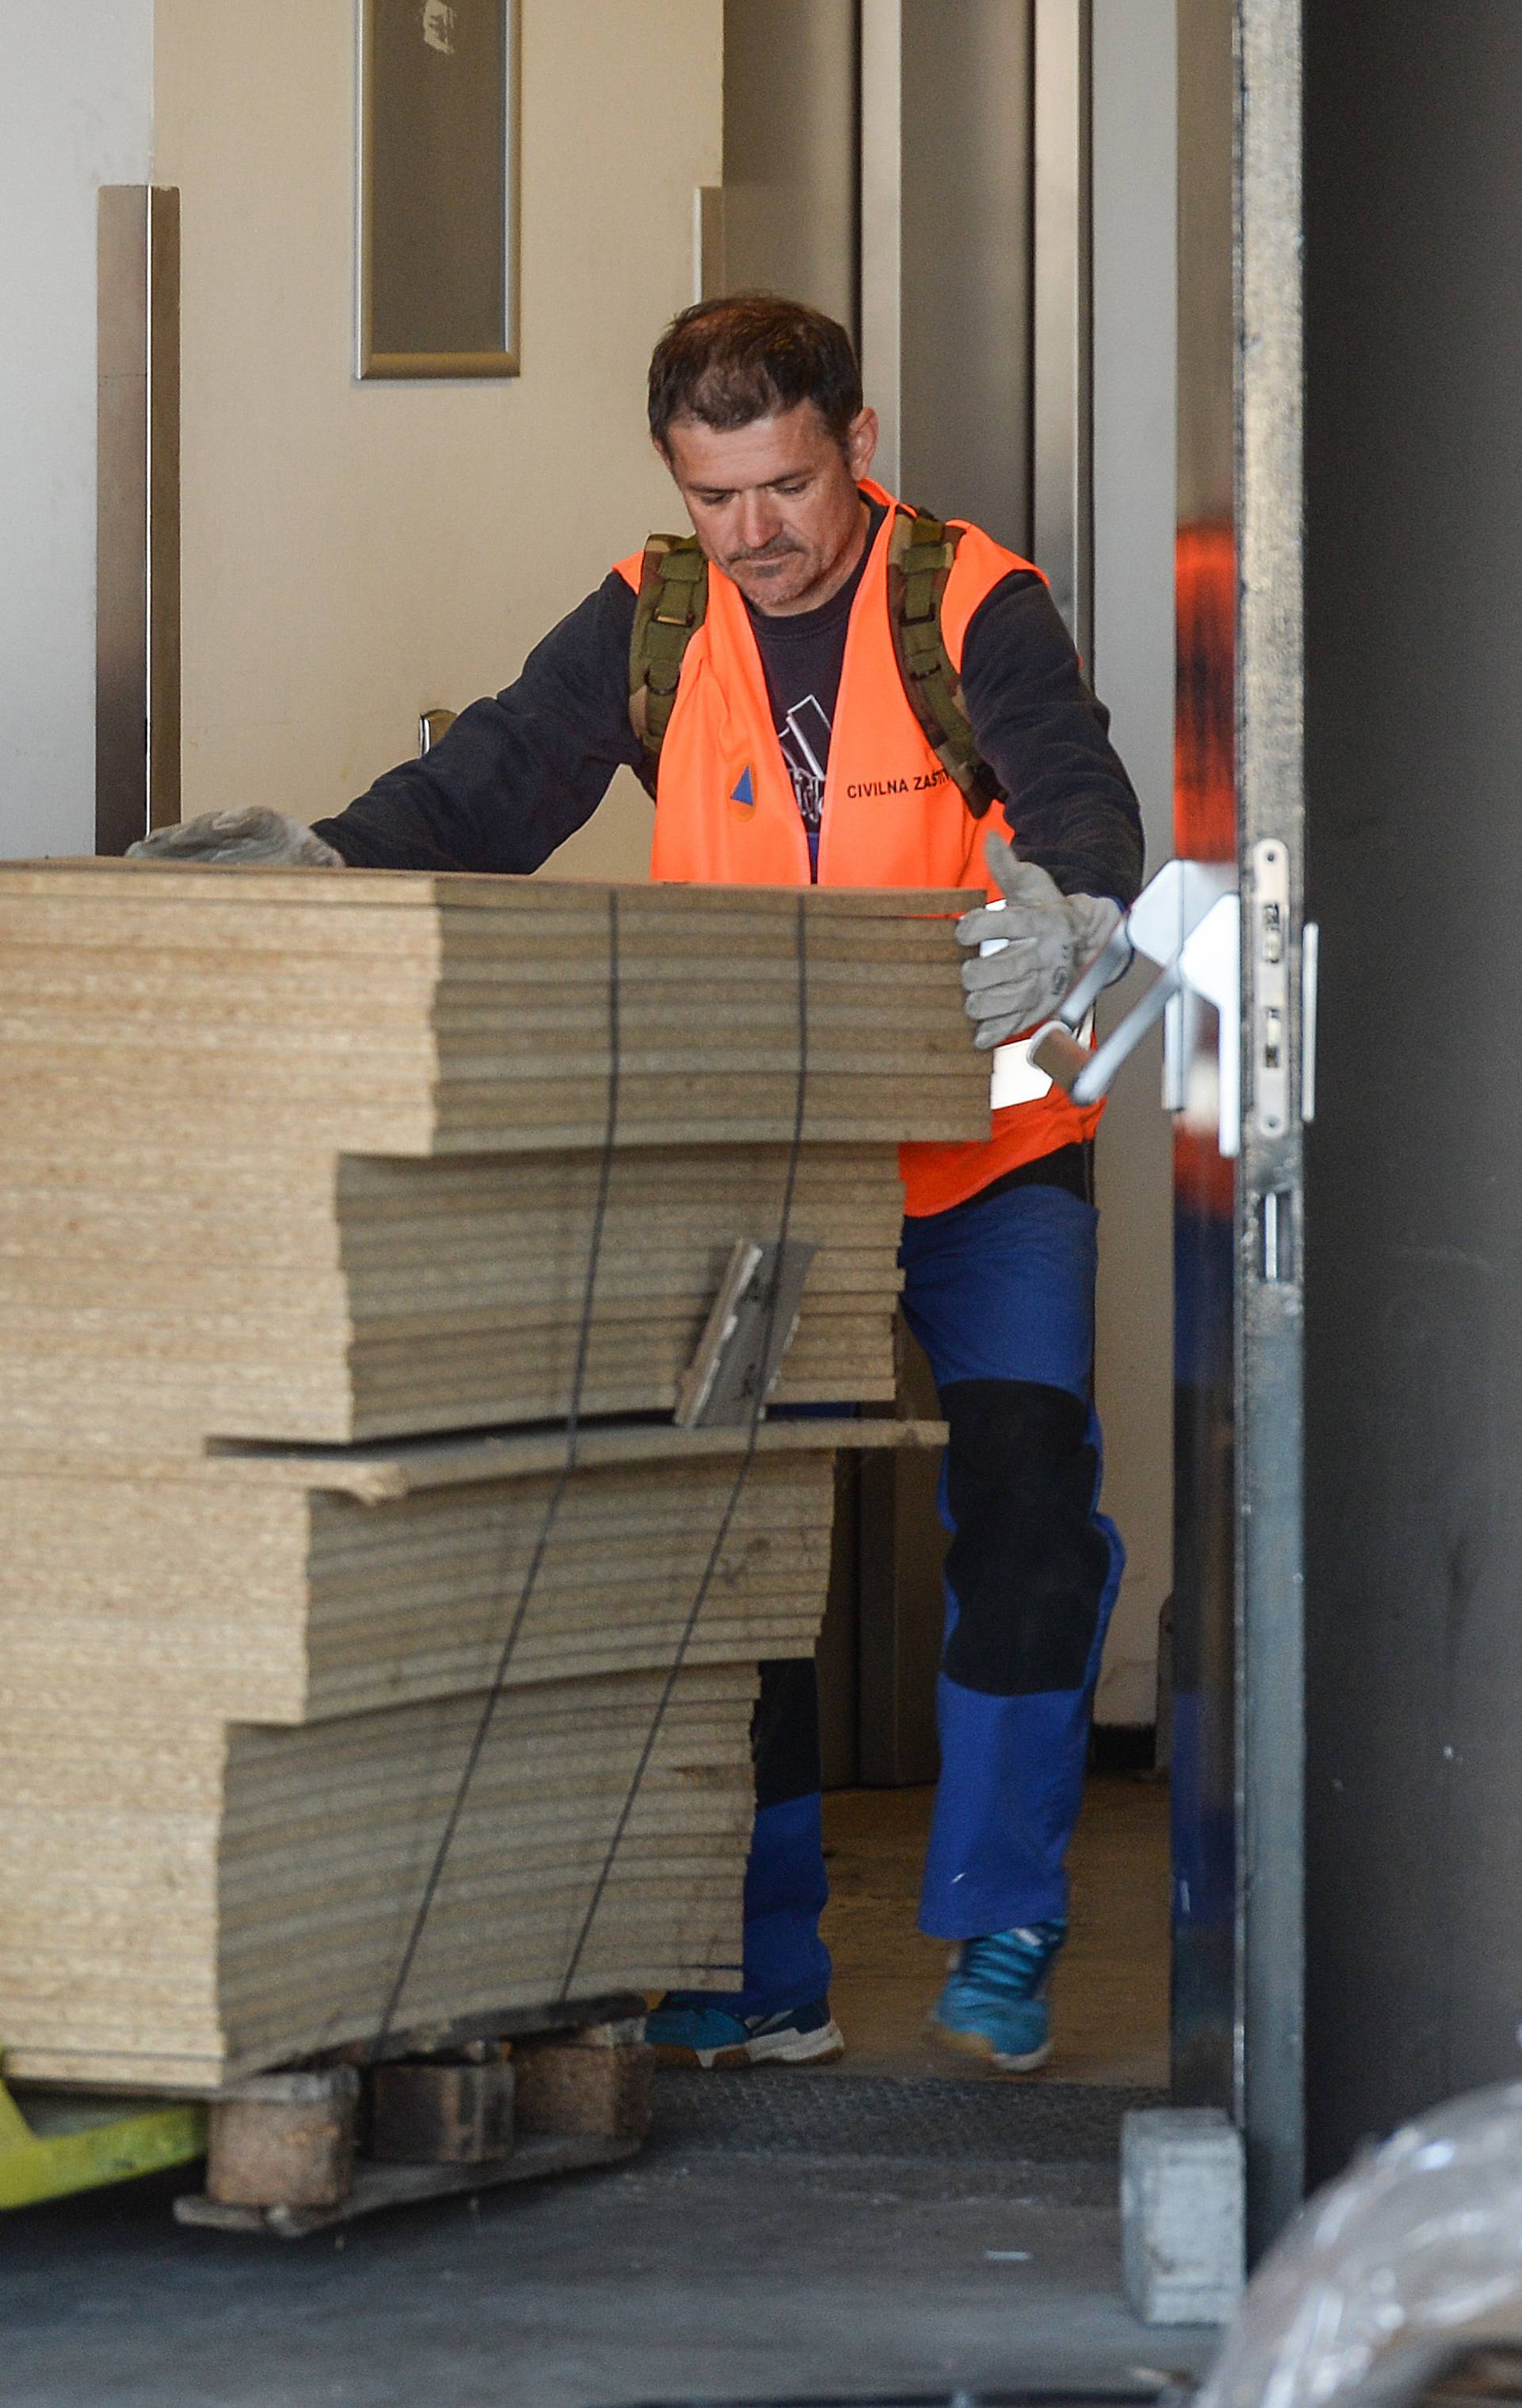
left=940, top=1378, right=1109, bottom=1696
left=751, top=1657, right=822, bottom=1810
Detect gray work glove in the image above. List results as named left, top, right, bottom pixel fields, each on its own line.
left=126, top=807, right=342, bottom=867
left=957, top=831, right=1124, bottom=1050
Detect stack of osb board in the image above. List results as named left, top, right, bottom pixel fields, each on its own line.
left=0, top=866, right=975, bottom=2089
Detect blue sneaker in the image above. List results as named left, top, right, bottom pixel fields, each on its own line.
left=645, top=1995, right=845, bottom=2070
left=927, top=1921, right=1068, bottom=2072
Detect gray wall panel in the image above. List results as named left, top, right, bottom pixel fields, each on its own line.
left=1089, top=0, right=1178, bottom=1733
left=898, top=0, right=1034, bottom=548
left=722, top=0, right=858, bottom=330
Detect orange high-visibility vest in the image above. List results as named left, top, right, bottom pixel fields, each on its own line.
left=613, top=479, right=1102, bottom=1216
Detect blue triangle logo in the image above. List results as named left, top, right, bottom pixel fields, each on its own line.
left=729, top=766, right=755, bottom=808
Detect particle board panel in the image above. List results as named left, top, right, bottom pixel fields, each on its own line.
left=0, top=868, right=988, bottom=1154
left=0, top=1422, right=945, bottom=2091
left=0, top=1668, right=757, bottom=2091
left=0, top=1144, right=907, bottom=1451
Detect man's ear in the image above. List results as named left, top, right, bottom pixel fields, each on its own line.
left=847, top=406, right=880, bottom=482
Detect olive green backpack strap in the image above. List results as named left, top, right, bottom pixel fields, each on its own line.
left=629, top=533, right=709, bottom=765
left=885, top=506, right=1004, bottom=820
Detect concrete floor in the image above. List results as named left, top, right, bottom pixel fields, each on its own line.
left=4, top=1774, right=1214, bottom=2408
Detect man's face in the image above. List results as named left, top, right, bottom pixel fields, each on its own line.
left=658, top=399, right=879, bottom=616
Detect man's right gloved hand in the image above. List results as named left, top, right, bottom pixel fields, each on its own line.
left=126, top=808, right=343, bottom=867
left=956, top=831, right=1124, bottom=1049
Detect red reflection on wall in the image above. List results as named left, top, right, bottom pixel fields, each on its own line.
left=1176, top=518, right=1237, bottom=1214
left=1175, top=520, right=1237, bottom=866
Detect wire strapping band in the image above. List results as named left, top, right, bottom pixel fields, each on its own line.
left=557, top=893, right=809, bottom=2001
left=375, top=889, right=623, bottom=2051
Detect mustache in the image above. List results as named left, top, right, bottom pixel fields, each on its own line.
left=727, top=537, right=805, bottom=566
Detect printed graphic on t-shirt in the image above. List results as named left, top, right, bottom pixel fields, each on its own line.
left=776, top=695, right=831, bottom=834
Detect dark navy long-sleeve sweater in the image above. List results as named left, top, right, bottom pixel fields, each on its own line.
left=314, top=548, right=1145, bottom=910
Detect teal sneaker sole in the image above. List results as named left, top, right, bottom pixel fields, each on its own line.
left=925, top=2012, right=1053, bottom=2074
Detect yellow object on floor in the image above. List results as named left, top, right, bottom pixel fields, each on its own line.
left=0, top=2060, right=205, bottom=2210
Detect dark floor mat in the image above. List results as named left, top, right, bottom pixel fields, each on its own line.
left=618, top=2391, right=1176, bottom=2408
left=648, top=2073, right=1164, bottom=2164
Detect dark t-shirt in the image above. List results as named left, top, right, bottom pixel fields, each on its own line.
left=313, top=506, right=1144, bottom=913
left=744, top=502, right=881, bottom=873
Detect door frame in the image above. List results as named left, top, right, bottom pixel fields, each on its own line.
left=1237, top=0, right=1308, bottom=2251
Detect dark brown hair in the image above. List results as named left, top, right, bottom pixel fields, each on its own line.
left=648, top=295, right=863, bottom=452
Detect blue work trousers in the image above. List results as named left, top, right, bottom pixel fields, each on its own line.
left=702, top=1175, right=1124, bottom=2017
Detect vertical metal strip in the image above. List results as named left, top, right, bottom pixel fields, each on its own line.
left=147, top=188, right=182, bottom=832
left=1236, top=0, right=1306, bottom=2252
left=96, top=187, right=149, bottom=855
left=97, top=185, right=181, bottom=854
left=693, top=185, right=727, bottom=304
left=1032, top=0, right=1094, bottom=663
left=858, top=0, right=903, bottom=491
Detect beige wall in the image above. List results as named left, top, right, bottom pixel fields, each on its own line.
left=154, top=0, right=722, bottom=880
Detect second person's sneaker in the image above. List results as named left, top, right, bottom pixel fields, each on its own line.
left=927, top=1920, right=1068, bottom=2072
left=645, top=1995, right=845, bottom=2070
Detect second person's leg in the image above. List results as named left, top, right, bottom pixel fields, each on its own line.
left=645, top=1657, right=842, bottom=2066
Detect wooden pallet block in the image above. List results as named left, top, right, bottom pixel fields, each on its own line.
left=172, top=2001, right=652, bottom=2238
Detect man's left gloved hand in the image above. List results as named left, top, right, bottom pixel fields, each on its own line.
left=127, top=808, right=342, bottom=867
left=957, top=830, right=1124, bottom=1050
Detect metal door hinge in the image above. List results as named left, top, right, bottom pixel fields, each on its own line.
left=1252, top=839, right=1290, bottom=1141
